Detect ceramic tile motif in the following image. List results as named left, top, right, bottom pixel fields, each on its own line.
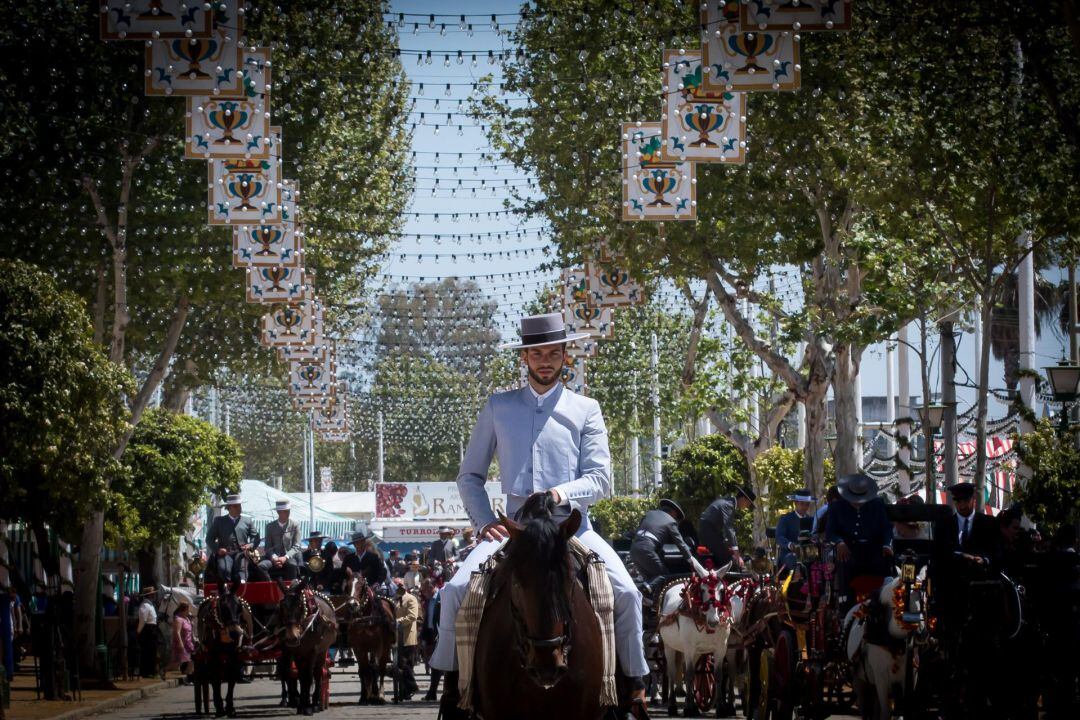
left=208, top=127, right=282, bottom=225
left=100, top=0, right=216, bottom=40
left=144, top=2, right=245, bottom=97
left=232, top=179, right=301, bottom=268
left=621, top=122, right=697, bottom=222
left=661, top=49, right=746, bottom=163
left=185, top=46, right=272, bottom=159
left=739, top=0, right=852, bottom=32
left=701, top=3, right=801, bottom=92
left=245, top=265, right=307, bottom=303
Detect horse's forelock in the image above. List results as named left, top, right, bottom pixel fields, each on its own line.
left=507, top=513, right=573, bottom=621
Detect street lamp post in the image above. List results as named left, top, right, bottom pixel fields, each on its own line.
left=1043, top=361, right=1080, bottom=442
left=918, top=404, right=947, bottom=504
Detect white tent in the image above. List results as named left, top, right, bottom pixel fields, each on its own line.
left=207, top=480, right=357, bottom=542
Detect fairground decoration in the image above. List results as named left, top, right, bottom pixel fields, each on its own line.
left=701, top=4, right=801, bottom=92
left=621, top=122, right=697, bottom=222
left=564, top=304, right=615, bottom=340
left=144, top=2, right=245, bottom=97
left=185, top=46, right=272, bottom=159
left=661, top=49, right=746, bottom=163
left=588, top=260, right=644, bottom=306
left=314, top=399, right=350, bottom=433
left=245, top=265, right=307, bottom=303
left=233, top=179, right=301, bottom=267
left=208, top=127, right=282, bottom=225
left=561, top=356, right=587, bottom=393
left=291, top=393, right=334, bottom=412
left=565, top=338, right=599, bottom=359
left=100, top=0, right=216, bottom=41
left=561, top=267, right=591, bottom=308
left=288, top=345, right=336, bottom=400
left=259, top=299, right=321, bottom=347
left=740, top=0, right=853, bottom=31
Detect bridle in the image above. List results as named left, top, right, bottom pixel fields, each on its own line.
left=508, top=575, right=573, bottom=665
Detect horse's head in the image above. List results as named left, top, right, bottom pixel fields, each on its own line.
left=879, top=566, right=929, bottom=640
left=689, top=562, right=731, bottom=630
left=500, top=492, right=580, bottom=689
left=214, top=585, right=246, bottom=645
left=275, top=578, right=310, bottom=648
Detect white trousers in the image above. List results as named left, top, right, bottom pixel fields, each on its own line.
left=429, top=528, right=649, bottom=677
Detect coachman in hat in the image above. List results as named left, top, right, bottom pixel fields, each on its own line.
left=630, top=498, right=702, bottom=597
left=260, top=499, right=301, bottom=580
left=775, top=489, right=816, bottom=570
left=430, top=313, right=650, bottom=714
left=699, top=485, right=756, bottom=571
left=825, top=474, right=893, bottom=607
left=204, top=493, right=261, bottom=585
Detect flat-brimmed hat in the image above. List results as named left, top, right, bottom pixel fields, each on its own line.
left=140, top=585, right=157, bottom=597
left=220, top=493, right=243, bottom=506
left=658, top=498, right=685, bottom=520
left=350, top=530, right=373, bottom=544
left=838, top=474, right=879, bottom=504
left=736, top=485, right=757, bottom=503
left=438, top=526, right=455, bottom=535
left=788, top=489, right=815, bottom=503
left=947, top=482, right=976, bottom=501
left=306, top=531, right=326, bottom=541
left=274, top=500, right=291, bottom=511
left=499, top=312, right=591, bottom=350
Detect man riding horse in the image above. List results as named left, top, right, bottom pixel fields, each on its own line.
left=205, top=494, right=261, bottom=585
left=430, top=312, right=650, bottom=717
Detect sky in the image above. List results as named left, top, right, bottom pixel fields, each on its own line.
left=379, top=0, right=1076, bottom=427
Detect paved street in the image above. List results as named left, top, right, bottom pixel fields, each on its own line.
left=90, top=663, right=861, bottom=719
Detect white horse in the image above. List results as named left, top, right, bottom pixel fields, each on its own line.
left=658, top=562, right=733, bottom=717
left=843, top=570, right=928, bottom=720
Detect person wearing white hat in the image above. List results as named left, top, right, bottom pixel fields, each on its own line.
left=775, top=489, right=816, bottom=570
left=431, top=312, right=649, bottom=712
left=260, top=499, right=301, bottom=580
left=205, top=493, right=261, bottom=585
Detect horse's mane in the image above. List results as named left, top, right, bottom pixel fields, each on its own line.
left=505, top=493, right=574, bottom=624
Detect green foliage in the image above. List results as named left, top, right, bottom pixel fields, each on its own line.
left=590, top=495, right=654, bottom=543
left=752, top=447, right=835, bottom=527
left=0, top=259, right=133, bottom=540
left=110, top=409, right=242, bottom=550
left=1013, top=422, right=1080, bottom=537
left=663, top=434, right=750, bottom=545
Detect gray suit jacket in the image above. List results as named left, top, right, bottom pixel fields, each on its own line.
left=457, top=383, right=611, bottom=531
left=206, top=514, right=260, bottom=555
left=264, top=519, right=301, bottom=562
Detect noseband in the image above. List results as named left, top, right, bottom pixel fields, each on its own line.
left=509, top=578, right=573, bottom=663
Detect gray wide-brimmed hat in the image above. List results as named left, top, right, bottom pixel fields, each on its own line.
left=838, top=474, right=879, bottom=504
left=274, top=500, right=291, bottom=511
left=220, top=493, right=243, bottom=506
left=499, top=312, right=591, bottom=350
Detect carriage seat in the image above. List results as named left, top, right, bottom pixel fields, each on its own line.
left=204, top=581, right=292, bottom=604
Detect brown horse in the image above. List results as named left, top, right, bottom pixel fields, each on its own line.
left=346, top=574, right=395, bottom=704
left=273, top=579, right=337, bottom=716
left=195, top=585, right=253, bottom=718
left=471, top=494, right=606, bottom=720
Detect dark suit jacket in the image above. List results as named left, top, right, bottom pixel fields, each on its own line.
left=932, top=511, right=999, bottom=564
left=264, top=519, right=301, bottom=562
left=344, top=550, right=388, bottom=586
left=206, top=514, right=260, bottom=554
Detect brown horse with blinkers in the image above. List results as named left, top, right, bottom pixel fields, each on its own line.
left=471, top=493, right=607, bottom=720
left=273, top=579, right=337, bottom=716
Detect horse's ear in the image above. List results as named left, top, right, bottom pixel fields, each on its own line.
left=560, top=508, right=582, bottom=540
left=498, top=511, right=522, bottom=540
left=716, top=561, right=733, bottom=578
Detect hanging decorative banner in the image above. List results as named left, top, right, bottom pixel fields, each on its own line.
left=701, top=4, right=801, bottom=92
left=588, top=260, right=644, bottom=306
left=564, top=304, right=615, bottom=340
left=565, top=338, right=600, bottom=359
left=245, top=265, right=307, bottom=303
left=208, top=127, right=282, bottom=225
left=292, top=394, right=334, bottom=411
left=100, top=0, right=216, bottom=41
left=234, top=179, right=300, bottom=267
left=288, top=345, right=336, bottom=399
left=185, top=46, right=272, bottom=159
left=621, top=122, right=697, bottom=222
left=561, top=356, right=587, bottom=393
left=144, top=9, right=244, bottom=97
left=259, top=299, right=321, bottom=347
left=661, top=49, right=746, bottom=163
left=740, top=0, right=852, bottom=31
left=314, top=398, right=350, bottom=433
left=561, top=267, right=591, bottom=308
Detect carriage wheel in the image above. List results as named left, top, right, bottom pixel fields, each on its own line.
left=825, top=660, right=856, bottom=712
left=756, top=648, right=775, bottom=720
left=693, top=653, right=716, bottom=711
left=771, top=630, right=797, bottom=720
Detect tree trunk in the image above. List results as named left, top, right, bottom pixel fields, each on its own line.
left=918, top=318, right=938, bottom=503
left=137, top=549, right=156, bottom=588
left=678, top=284, right=711, bottom=389
left=803, top=387, right=829, bottom=500
left=92, top=262, right=107, bottom=347
left=832, top=342, right=863, bottom=476
left=973, top=296, right=995, bottom=511
left=29, top=518, right=59, bottom=582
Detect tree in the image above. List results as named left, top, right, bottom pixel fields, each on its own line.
left=0, top=259, right=132, bottom=577
left=753, top=447, right=835, bottom=529
left=590, top=496, right=654, bottom=543
left=662, top=434, right=752, bottom=549
left=109, top=409, right=242, bottom=582
left=1013, top=420, right=1080, bottom=537
left=0, top=0, right=412, bottom=669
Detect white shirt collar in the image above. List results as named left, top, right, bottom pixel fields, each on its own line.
left=528, top=383, right=558, bottom=405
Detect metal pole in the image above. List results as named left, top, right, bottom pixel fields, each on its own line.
left=797, top=343, right=807, bottom=449
left=630, top=435, right=640, bottom=497
left=896, top=326, right=912, bottom=494
left=651, top=332, right=661, bottom=489
left=301, top=420, right=308, bottom=498
left=1017, top=232, right=1036, bottom=485
left=1070, top=264, right=1078, bottom=364
left=885, top=335, right=896, bottom=461
left=224, top=403, right=231, bottom=436
left=308, top=415, right=315, bottom=530
left=377, top=410, right=385, bottom=485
